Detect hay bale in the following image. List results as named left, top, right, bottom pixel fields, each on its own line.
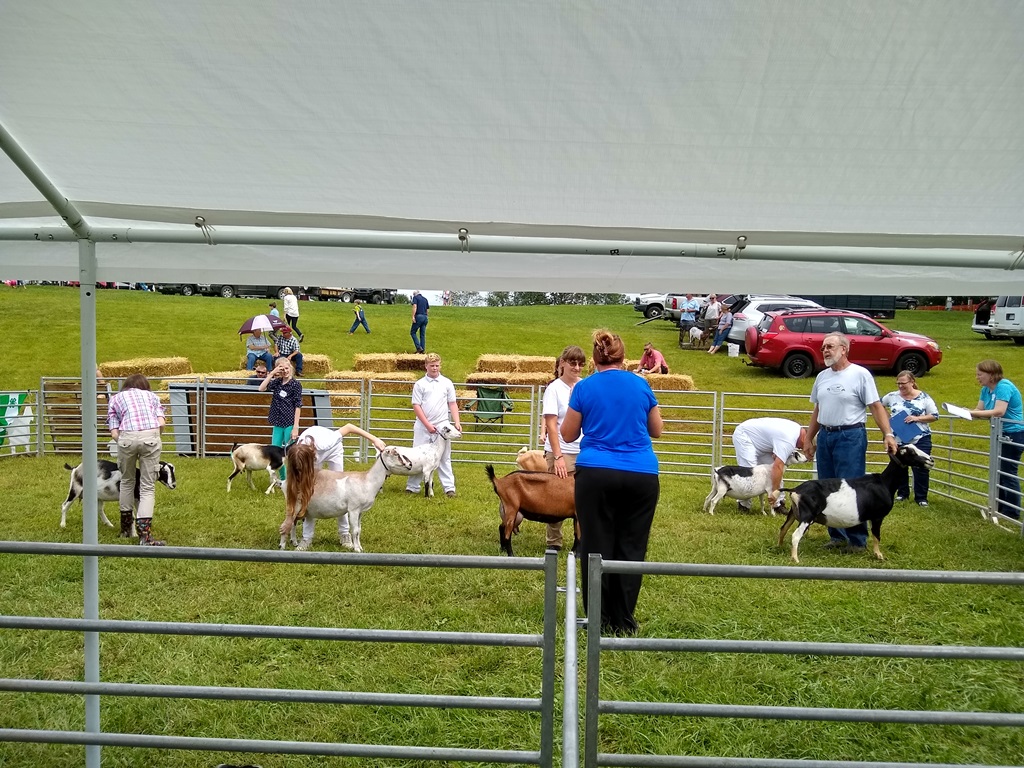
left=325, top=370, right=417, bottom=394
left=639, top=372, right=696, bottom=391
left=353, top=354, right=397, bottom=373
left=352, top=353, right=425, bottom=372
left=466, top=371, right=513, bottom=386
left=329, top=392, right=362, bottom=412
left=475, top=354, right=556, bottom=374
left=467, top=371, right=552, bottom=387
left=302, top=354, right=332, bottom=376
left=100, top=357, right=192, bottom=378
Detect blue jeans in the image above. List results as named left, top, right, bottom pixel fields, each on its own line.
left=997, top=431, right=1024, bottom=520
left=895, top=434, right=932, bottom=502
left=817, top=426, right=868, bottom=548
left=349, top=317, right=371, bottom=334
left=712, top=325, right=732, bottom=348
left=410, top=313, right=428, bottom=351
left=246, top=351, right=274, bottom=370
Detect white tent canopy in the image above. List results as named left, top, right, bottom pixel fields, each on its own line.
left=2, top=0, right=1023, bottom=293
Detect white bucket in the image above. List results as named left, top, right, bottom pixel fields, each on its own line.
left=727, top=343, right=740, bottom=358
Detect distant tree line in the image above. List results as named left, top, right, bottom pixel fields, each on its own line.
left=443, top=291, right=627, bottom=307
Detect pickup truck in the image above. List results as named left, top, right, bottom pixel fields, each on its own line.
left=319, top=287, right=397, bottom=304
left=633, top=293, right=668, bottom=319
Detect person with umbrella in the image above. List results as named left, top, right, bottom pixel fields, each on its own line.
left=245, top=329, right=275, bottom=371
left=239, top=314, right=287, bottom=371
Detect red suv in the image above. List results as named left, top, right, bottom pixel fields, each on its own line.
left=745, top=309, right=942, bottom=379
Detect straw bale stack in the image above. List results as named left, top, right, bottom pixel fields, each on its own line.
left=475, top=354, right=556, bottom=374
left=353, top=353, right=426, bottom=373
left=100, top=357, right=192, bottom=379
left=639, top=372, right=696, bottom=391
left=302, top=354, right=332, bottom=376
left=325, top=370, right=417, bottom=394
left=466, top=371, right=552, bottom=388
left=329, top=393, right=362, bottom=412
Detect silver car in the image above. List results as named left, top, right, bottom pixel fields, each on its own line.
left=727, top=295, right=823, bottom=348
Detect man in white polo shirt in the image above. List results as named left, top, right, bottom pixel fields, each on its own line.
left=406, top=352, right=462, bottom=497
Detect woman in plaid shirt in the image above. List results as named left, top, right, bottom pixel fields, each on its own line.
left=107, top=374, right=166, bottom=545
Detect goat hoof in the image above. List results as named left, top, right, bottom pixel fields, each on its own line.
left=296, top=541, right=311, bottom=551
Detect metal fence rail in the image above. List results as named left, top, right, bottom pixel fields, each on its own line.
left=18, top=380, right=1024, bottom=531
left=583, top=556, right=1024, bottom=768
left=0, top=542, right=559, bottom=766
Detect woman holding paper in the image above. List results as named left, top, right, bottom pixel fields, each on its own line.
left=969, top=360, right=1024, bottom=520
left=881, top=371, right=939, bottom=506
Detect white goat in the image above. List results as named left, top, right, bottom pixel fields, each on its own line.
left=703, top=449, right=808, bottom=516
left=227, top=443, right=286, bottom=494
left=380, top=423, right=462, bottom=497
left=279, top=444, right=411, bottom=552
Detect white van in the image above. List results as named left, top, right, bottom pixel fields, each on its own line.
left=989, top=296, right=1024, bottom=344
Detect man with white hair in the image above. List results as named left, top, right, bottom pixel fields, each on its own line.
left=806, top=333, right=897, bottom=551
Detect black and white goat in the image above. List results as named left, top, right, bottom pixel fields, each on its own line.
left=227, top=443, right=287, bottom=494
left=60, top=459, right=178, bottom=530
left=777, top=444, right=934, bottom=563
left=703, top=449, right=808, bottom=516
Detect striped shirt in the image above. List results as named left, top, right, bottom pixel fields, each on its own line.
left=107, top=388, right=164, bottom=432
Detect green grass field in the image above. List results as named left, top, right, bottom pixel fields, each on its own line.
left=1, top=286, right=1023, bottom=767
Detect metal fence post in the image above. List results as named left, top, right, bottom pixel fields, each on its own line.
left=584, top=554, right=602, bottom=768
left=988, top=417, right=1001, bottom=517
left=539, top=550, right=557, bottom=768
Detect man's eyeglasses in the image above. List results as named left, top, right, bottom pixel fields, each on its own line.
left=821, top=344, right=839, bottom=351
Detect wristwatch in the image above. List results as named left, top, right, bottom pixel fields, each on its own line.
left=554, top=455, right=563, bottom=460
left=885, top=432, right=895, bottom=438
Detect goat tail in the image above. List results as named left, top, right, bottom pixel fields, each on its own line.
left=64, top=463, right=75, bottom=471
left=286, top=441, right=318, bottom=521
left=485, top=464, right=497, bottom=487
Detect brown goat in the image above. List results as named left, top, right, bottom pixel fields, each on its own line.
left=485, top=465, right=578, bottom=556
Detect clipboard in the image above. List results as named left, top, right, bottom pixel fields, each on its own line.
left=890, top=411, right=926, bottom=444
left=943, top=402, right=973, bottom=420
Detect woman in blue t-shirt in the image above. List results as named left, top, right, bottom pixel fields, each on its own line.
left=970, top=359, right=1024, bottom=519
left=561, top=330, right=663, bottom=636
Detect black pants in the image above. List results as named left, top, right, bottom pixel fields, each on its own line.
left=576, top=466, right=660, bottom=635
left=286, top=314, right=302, bottom=337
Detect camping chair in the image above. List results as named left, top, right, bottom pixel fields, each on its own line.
left=470, top=386, right=514, bottom=432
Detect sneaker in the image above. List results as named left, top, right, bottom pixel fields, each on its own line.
left=737, top=500, right=752, bottom=512
left=445, top=490, right=457, bottom=498
left=895, top=495, right=908, bottom=502
left=917, top=500, right=929, bottom=507
left=847, top=545, right=866, bottom=554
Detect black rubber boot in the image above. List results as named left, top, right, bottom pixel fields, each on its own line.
left=119, top=509, right=135, bottom=538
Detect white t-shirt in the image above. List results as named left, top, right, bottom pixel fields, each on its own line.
left=298, top=425, right=341, bottom=452
left=732, top=417, right=801, bottom=467
left=412, top=373, right=457, bottom=425
left=810, top=364, right=880, bottom=427
left=704, top=300, right=722, bottom=322
left=542, top=378, right=581, bottom=455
